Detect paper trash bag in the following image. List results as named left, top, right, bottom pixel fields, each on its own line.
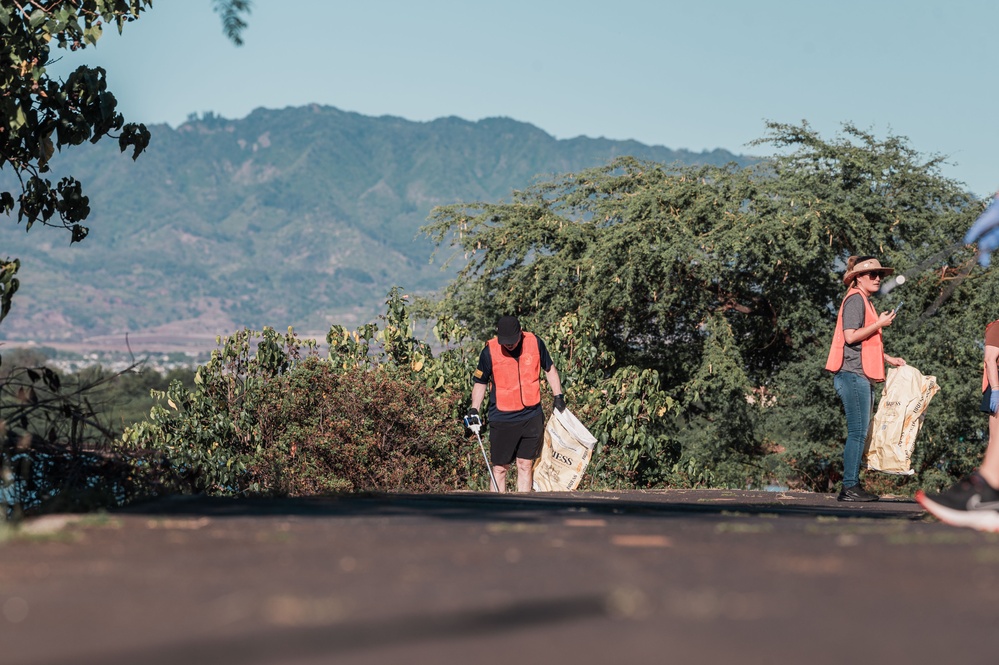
left=532, top=407, right=598, bottom=492
left=865, top=364, right=940, bottom=475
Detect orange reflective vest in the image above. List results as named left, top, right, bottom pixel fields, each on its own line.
left=825, top=287, right=885, bottom=382
left=488, top=333, right=542, bottom=412
left=982, top=320, right=999, bottom=392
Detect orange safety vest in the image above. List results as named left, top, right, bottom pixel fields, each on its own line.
left=488, top=332, right=542, bottom=412
left=825, top=287, right=885, bottom=382
left=982, top=320, right=999, bottom=392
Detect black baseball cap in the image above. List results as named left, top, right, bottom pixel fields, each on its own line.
left=496, top=316, right=522, bottom=346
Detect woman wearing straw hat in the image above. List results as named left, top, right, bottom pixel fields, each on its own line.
left=825, top=256, right=907, bottom=502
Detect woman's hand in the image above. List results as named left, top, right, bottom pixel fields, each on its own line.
left=877, top=310, right=897, bottom=328
left=886, top=355, right=907, bottom=367
left=843, top=307, right=897, bottom=345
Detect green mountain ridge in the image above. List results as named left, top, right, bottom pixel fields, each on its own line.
left=0, top=104, right=755, bottom=347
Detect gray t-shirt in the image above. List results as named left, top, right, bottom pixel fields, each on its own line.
left=841, top=293, right=867, bottom=375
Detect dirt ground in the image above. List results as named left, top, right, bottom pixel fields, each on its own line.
left=1, top=489, right=995, bottom=665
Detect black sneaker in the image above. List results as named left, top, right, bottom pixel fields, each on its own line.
left=917, top=472, right=999, bottom=532
left=837, top=484, right=880, bottom=502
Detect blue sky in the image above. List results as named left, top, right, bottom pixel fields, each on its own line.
left=50, top=0, right=998, bottom=197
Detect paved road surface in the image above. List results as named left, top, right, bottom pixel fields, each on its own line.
left=1, top=489, right=995, bottom=665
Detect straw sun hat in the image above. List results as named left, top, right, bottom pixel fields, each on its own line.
left=842, top=257, right=894, bottom=286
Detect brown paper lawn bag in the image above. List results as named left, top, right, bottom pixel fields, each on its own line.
left=532, top=407, right=598, bottom=492
left=865, top=364, right=940, bottom=476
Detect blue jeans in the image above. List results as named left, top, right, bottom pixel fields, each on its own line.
left=834, top=371, right=874, bottom=489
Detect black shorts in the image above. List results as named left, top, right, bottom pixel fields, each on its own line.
left=489, top=413, right=545, bottom=466
left=982, top=387, right=994, bottom=414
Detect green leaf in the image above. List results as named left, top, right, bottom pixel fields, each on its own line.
left=28, top=9, right=47, bottom=29
left=83, top=23, right=103, bottom=46
left=12, top=105, right=27, bottom=130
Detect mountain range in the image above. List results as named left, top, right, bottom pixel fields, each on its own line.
left=0, top=105, right=755, bottom=352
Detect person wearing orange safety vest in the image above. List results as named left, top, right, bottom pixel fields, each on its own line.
left=467, top=316, right=565, bottom=493
left=825, top=256, right=906, bottom=502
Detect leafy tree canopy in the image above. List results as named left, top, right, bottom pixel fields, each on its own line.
left=0, top=0, right=250, bottom=348
left=424, top=121, right=992, bottom=489
left=425, top=121, right=979, bottom=378
left=0, top=0, right=153, bottom=241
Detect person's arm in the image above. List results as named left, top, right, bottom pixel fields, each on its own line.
left=471, top=382, right=487, bottom=412
left=843, top=310, right=896, bottom=344
left=545, top=365, right=566, bottom=412
left=469, top=346, right=491, bottom=414
left=535, top=336, right=566, bottom=411
left=986, top=345, right=999, bottom=391
left=545, top=365, right=562, bottom=397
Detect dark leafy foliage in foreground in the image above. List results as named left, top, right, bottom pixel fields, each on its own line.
left=0, top=347, right=196, bottom=519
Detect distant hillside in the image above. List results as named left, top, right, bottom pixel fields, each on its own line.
left=0, top=105, right=756, bottom=349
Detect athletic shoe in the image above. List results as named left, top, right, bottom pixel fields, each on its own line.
left=916, top=472, right=999, bottom=532
left=837, top=484, right=880, bottom=502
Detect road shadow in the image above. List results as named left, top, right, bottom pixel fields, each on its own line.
left=36, top=593, right=608, bottom=665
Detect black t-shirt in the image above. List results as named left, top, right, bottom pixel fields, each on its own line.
left=473, top=335, right=554, bottom=423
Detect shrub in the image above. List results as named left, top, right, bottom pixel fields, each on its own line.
left=122, top=307, right=488, bottom=497
left=250, top=359, right=472, bottom=494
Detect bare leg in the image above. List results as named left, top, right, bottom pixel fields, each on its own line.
left=515, top=458, right=534, bottom=493
left=979, top=413, right=999, bottom=489
left=491, top=465, right=508, bottom=493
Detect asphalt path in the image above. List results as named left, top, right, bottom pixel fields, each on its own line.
left=1, top=489, right=996, bottom=665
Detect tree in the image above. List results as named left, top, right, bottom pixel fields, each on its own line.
left=0, top=0, right=251, bottom=237
left=423, top=121, right=987, bottom=490
left=0, top=1, right=152, bottom=242
left=0, top=0, right=251, bottom=520
left=0, top=0, right=251, bottom=345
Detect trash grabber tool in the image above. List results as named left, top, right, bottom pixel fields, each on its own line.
left=464, top=414, right=499, bottom=492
